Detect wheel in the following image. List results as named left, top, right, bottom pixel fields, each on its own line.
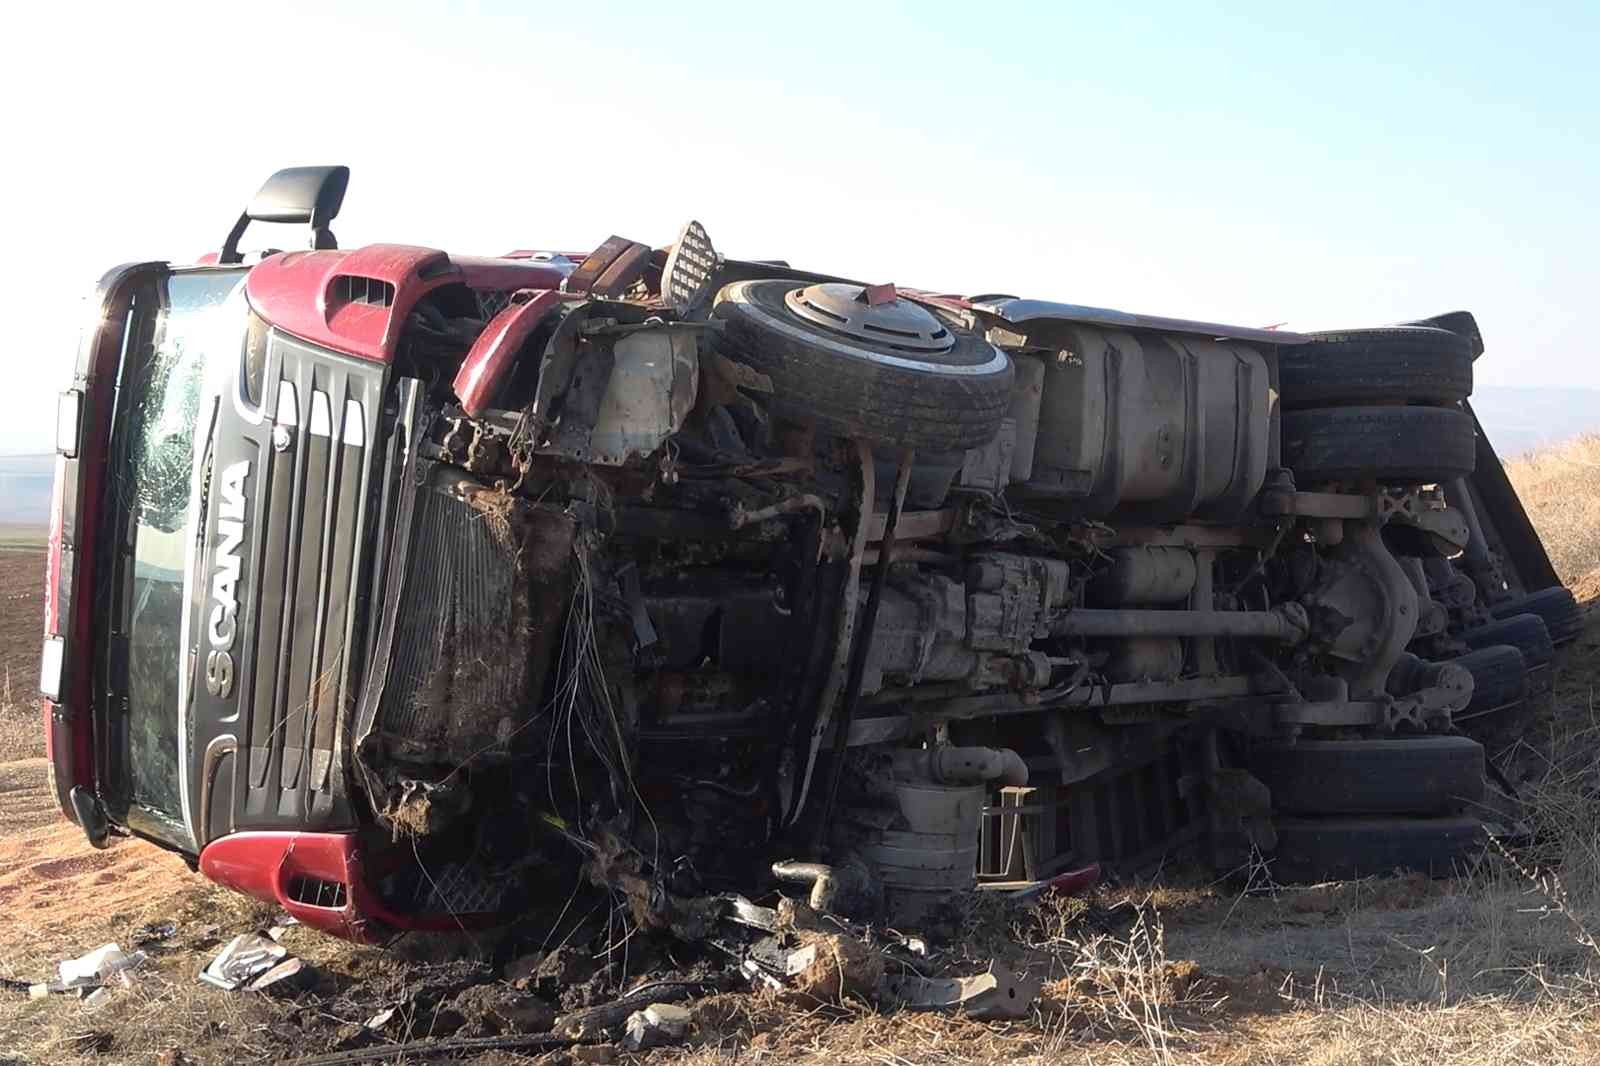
left=1278, top=327, right=1473, bottom=409
left=1462, top=612, right=1554, bottom=667
left=713, top=279, right=1014, bottom=451
left=1446, top=644, right=1528, bottom=723
left=1271, top=816, right=1487, bottom=882
left=1249, top=736, right=1485, bottom=815
left=1281, top=406, right=1476, bottom=485
left=1490, top=587, right=1583, bottom=645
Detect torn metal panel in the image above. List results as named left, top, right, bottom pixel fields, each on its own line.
left=881, top=960, right=1042, bottom=1020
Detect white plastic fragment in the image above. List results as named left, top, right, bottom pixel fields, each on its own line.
left=622, top=1002, right=691, bottom=1050
left=59, top=943, right=130, bottom=986
left=197, top=934, right=288, bottom=991
left=82, top=986, right=113, bottom=1012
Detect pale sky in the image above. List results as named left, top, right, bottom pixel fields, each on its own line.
left=3, top=0, right=1596, bottom=454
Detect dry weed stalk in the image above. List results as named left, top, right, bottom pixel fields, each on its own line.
left=1056, top=903, right=1198, bottom=1065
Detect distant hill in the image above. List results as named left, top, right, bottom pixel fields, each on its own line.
left=0, top=455, right=51, bottom=526
left=1472, top=386, right=1600, bottom=458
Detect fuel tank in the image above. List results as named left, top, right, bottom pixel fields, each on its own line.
left=1010, top=325, right=1272, bottom=521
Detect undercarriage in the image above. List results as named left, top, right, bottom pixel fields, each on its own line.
left=331, top=225, right=1564, bottom=926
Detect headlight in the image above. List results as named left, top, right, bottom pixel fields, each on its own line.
left=40, top=636, right=65, bottom=701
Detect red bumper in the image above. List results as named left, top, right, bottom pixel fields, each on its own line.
left=199, top=831, right=483, bottom=944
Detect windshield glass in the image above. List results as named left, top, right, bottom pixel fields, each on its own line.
left=104, top=269, right=245, bottom=847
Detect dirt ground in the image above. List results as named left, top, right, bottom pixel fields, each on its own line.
left=0, top=542, right=45, bottom=761
left=7, top=458, right=1600, bottom=1064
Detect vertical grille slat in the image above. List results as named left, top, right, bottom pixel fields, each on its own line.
left=228, top=330, right=383, bottom=833
left=249, top=381, right=298, bottom=792
left=311, top=398, right=365, bottom=791
left=280, top=390, right=333, bottom=793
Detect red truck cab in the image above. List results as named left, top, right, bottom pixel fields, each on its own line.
left=43, top=168, right=573, bottom=941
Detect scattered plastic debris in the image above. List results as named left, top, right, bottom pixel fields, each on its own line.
left=133, top=920, right=179, bottom=947
left=60, top=942, right=145, bottom=986
left=198, top=933, right=289, bottom=991
left=622, top=1002, right=691, bottom=1050
left=365, top=1006, right=398, bottom=1030
left=268, top=914, right=301, bottom=942
left=249, top=957, right=317, bottom=994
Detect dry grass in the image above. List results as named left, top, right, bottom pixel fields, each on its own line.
left=1505, top=432, right=1600, bottom=585
left=0, top=666, right=44, bottom=762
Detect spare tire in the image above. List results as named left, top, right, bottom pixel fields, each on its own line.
left=1249, top=736, right=1485, bottom=816
left=1278, top=327, right=1473, bottom=410
left=713, top=280, right=1014, bottom=451
left=1462, top=612, right=1554, bottom=667
left=1272, top=816, right=1486, bottom=882
left=1490, top=587, right=1583, bottom=645
left=1282, top=405, right=1476, bottom=485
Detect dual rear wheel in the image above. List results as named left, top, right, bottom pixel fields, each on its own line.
left=1279, top=326, right=1477, bottom=486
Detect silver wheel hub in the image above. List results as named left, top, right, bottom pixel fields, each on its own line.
left=784, top=283, right=955, bottom=354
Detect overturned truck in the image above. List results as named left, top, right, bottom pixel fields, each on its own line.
left=43, top=167, right=1576, bottom=941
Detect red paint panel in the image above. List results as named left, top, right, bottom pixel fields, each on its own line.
left=452, top=255, right=571, bottom=292
left=244, top=244, right=463, bottom=363
left=200, top=831, right=495, bottom=943
left=452, top=290, right=567, bottom=416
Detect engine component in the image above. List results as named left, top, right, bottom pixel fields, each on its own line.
left=356, top=473, right=576, bottom=833
left=1089, top=547, right=1197, bottom=605
left=964, top=554, right=1073, bottom=653
left=1302, top=523, right=1419, bottom=697
left=862, top=781, right=984, bottom=922
left=860, top=553, right=1069, bottom=694
left=1103, top=637, right=1184, bottom=682
left=1049, top=605, right=1308, bottom=642
left=1007, top=354, right=1046, bottom=483
left=587, top=326, right=699, bottom=464
left=1011, top=327, right=1269, bottom=520
left=891, top=745, right=1029, bottom=788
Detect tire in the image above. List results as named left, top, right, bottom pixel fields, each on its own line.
left=1271, top=816, right=1487, bottom=882
left=1490, top=587, right=1583, bottom=645
left=1281, top=406, right=1476, bottom=485
left=1278, top=327, right=1473, bottom=410
left=1462, top=612, right=1553, bottom=667
left=1446, top=645, right=1528, bottom=723
left=1249, top=736, right=1485, bottom=816
left=713, top=279, right=1014, bottom=451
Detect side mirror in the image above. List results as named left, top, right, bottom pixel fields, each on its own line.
left=219, top=165, right=350, bottom=264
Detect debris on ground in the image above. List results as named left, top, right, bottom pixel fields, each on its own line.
left=132, top=919, right=179, bottom=947
left=882, top=960, right=1042, bottom=1019
left=27, top=941, right=150, bottom=1005
left=249, top=956, right=318, bottom=994
left=622, top=1002, right=692, bottom=1050
left=1008, top=863, right=1103, bottom=901
left=782, top=931, right=887, bottom=1001
left=60, top=942, right=145, bottom=986
left=553, top=979, right=726, bottom=1039
left=198, top=933, right=289, bottom=991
